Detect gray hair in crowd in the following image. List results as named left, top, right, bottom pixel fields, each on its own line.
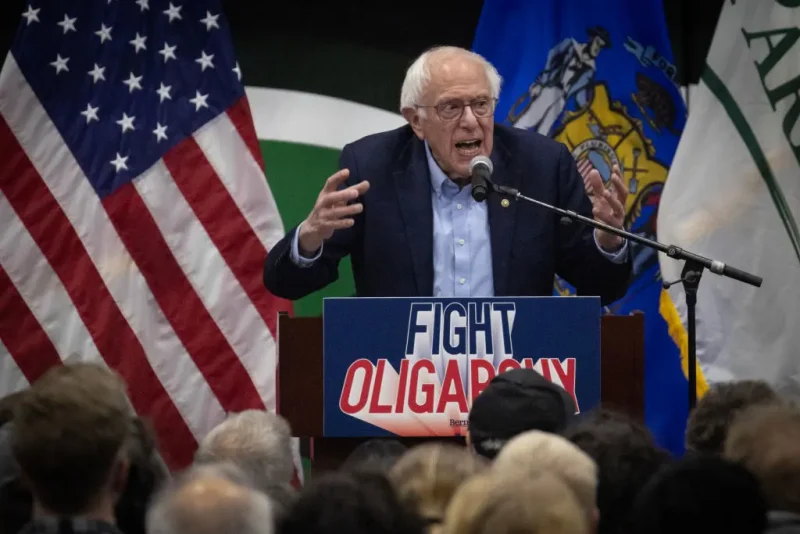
left=146, top=462, right=274, bottom=534
left=194, top=410, right=294, bottom=489
left=399, top=46, right=502, bottom=113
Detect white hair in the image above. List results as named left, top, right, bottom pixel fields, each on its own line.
left=399, top=46, right=503, bottom=113
left=146, top=462, right=275, bottom=534
left=492, top=430, right=598, bottom=516
left=194, top=410, right=294, bottom=490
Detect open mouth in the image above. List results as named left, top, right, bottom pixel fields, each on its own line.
left=455, top=139, right=482, bottom=156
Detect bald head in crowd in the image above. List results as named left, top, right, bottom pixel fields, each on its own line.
left=146, top=463, right=274, bottom=534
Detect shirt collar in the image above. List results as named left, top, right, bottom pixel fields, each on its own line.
left=424, top=141, right=451, bottom=197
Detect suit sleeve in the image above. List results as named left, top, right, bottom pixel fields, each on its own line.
left=554, top=144, right=632, bottom=305
left=263, top=145, right=362, bottom=300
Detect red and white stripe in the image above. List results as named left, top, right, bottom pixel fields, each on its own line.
left=0, top=55, right=292, bottom=468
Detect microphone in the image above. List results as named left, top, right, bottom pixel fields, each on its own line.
left=469, top=155, right=493, bottom=202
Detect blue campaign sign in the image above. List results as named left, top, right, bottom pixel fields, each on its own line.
left=322, top=296, right=601, bottom=437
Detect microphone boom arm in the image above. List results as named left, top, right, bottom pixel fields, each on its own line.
left=489, top=180, right=763, bottom=412
left=491, top=183, right=762, bottom=288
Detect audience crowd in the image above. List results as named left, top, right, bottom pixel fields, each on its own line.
left=0, top=362, right=797, bottom=534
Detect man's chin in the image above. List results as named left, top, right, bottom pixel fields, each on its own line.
left=455, top=153, right=489, bottom=174
left=447, top=164, right=471, bottom=181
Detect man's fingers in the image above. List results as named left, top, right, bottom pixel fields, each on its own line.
left=320, top=181, right=370, bottom=207
left=609, top=173, right=626, bottom=203
left=593, top=206, right=616, bottom=227
left=311, top=174, right=368, bottom=237
left=321, top=185, right=362, bottom=207
left=611, top=165, right=628, bottom=204
left=322, top=187, right=359, bottom=207
left=321, top=169, right=351, bottom=193
left=603, top=189, right=625, bottom=219
left=326, top=203, right=363, bottom=220
left=325, top=218, right=355, bottom=230
left=354, top=180, right=370, bottom=195
left=609, top=172, right=624, bottom=190
left=585, top=169, right=603, bottom=196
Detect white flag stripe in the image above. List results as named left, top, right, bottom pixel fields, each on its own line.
left=0, top=338, right=31, bottom=397
left=245, top=86, right=405, bottom=151
left=0, top=57, right=223, bottom=439
left=194, top=111, right=286, bottom=250
left=0, top=194, right=102, bottom=364
left=134, top=160, right=278, bottom=409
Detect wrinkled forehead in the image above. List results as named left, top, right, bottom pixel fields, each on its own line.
left=425, top=55, right=492, bottom=103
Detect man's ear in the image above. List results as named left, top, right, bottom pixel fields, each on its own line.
left=402, top=107, right=425, bottom=140
left=590, top=507, right=600, bottom=534
left=465, top=431, right=472, bottom=450
left=109, top=453, right=131, bottom=500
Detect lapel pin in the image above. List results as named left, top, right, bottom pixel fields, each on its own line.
left=501, top=199, right=510, bottom=208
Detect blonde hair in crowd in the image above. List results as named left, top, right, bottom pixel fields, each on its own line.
left=389, top=442, right=487, bottom=528
left=443, top=470, right=588, bottom=534
left=492, top=430, right=598, bottom=516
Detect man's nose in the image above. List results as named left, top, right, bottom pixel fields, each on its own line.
left=459, top=105, right=479, bottom=127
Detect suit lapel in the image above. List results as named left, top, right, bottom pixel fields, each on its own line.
left=488, top=140, right=520, bottom=296
left=393, top=138, right=434, bottom=296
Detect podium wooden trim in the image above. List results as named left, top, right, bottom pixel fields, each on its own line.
left=276, top=312, right=645, bottom=439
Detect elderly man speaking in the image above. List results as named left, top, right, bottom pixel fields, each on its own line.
left=263, top=46, right=631, bottom=303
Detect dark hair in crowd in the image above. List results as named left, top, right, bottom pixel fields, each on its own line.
left=563, top=409, right=672, bottom=534
left=341, top=439, right=408, bottom=473
left=11, top=363, right=132, bottom=515
left=628, top=455, right=767, bottom=534
left=1, top=420, right=30, bottom=534
left=279, top=470, right=424, bottom=534
left=260, top=480, right=297, bottom=523
left=0, top=392, right=29, bottom=534
left=116, top=417, right=170, bottom=534
left=685, top=379, right=779, bottom=455
left=0, top=392, right=26, bottom=429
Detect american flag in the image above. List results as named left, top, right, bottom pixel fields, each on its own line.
left=0, top=0, right=292, bottom=468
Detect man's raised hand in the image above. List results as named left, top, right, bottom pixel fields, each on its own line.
left=297, top=169, right=370, bottom=256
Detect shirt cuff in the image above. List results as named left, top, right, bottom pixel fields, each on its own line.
left=290, top=223, right=323, bottom=267
left=594, top=229, right=628, bottom=264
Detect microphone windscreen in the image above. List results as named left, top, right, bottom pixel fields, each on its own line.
left=469, top=155, right=493, bottom=175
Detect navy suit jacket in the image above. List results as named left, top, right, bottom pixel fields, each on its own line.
left=264, top=124, right=631, bottom=305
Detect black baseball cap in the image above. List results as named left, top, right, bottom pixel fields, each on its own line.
left=468, top=368, right=577, bottom=458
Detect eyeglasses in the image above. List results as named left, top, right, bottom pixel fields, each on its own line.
left=416, top=98, right=498, bottom=121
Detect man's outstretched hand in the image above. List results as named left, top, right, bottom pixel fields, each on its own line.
left=297, top=169, right=370, bottom=256
left=579, top=161, right=627, bottom=251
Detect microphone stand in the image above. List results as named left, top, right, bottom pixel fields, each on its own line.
left=486, top=180, right=763, bottom=410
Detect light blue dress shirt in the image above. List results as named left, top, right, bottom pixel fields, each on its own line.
left=290, top=141, right=628, bottom=295
left=426, top=143, right=494, bottom=297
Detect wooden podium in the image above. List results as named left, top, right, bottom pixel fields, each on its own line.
left=276, top=311, right=644, bottom=474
